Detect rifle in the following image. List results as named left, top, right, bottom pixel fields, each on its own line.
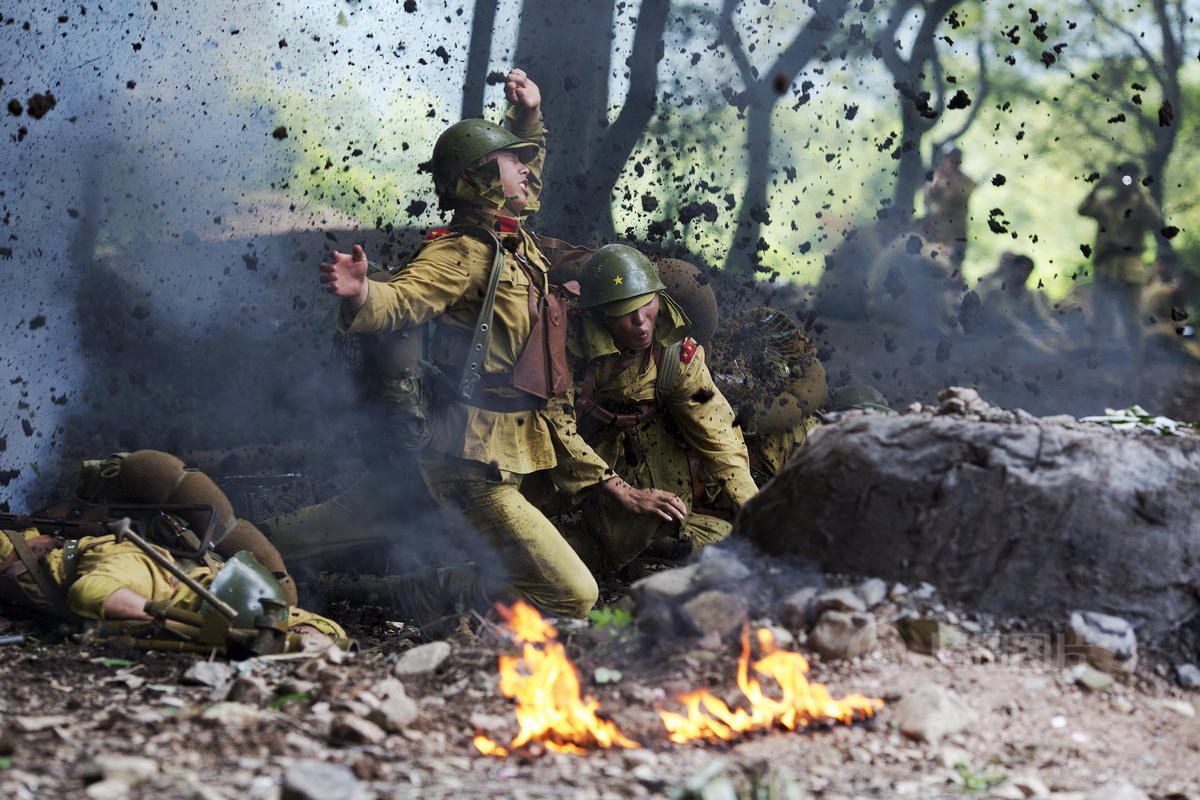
left=0, top=502, right=219, bottom=561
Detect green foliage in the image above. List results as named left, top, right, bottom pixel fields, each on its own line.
left=588, top=606, right=633, bottom=629
left=97, top=657, right=137, bottom=667
left=269, top=691, right=313, bottom=709
left=0, top=757, right=12, bottom=769
left=228, top=76, right=451, bottom=231
left=954, top=762, right=1006, bottom=793
left=1079, top=405, right=1199, bottom=435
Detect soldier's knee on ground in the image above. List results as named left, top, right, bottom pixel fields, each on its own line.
left=530, top=572, right=598, bottom=620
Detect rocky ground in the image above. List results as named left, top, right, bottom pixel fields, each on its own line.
left=3, top=546, right=1199, bottom=800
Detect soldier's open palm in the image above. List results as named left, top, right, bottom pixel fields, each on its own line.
left=319, top=245, right=368, bottom=299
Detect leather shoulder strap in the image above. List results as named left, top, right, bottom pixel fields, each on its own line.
left=2, top=529, right=74, bottom=620
left=446, top=223, right=506, bottom=402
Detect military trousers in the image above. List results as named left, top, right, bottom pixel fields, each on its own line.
left=418, top=452, right=599, bottom=619
left=581, top=494, right=731, bottom=572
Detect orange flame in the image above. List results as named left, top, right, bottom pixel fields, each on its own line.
left=474, top=600, right=640, bottom=756
left=658, top=625, right=884, bottom=743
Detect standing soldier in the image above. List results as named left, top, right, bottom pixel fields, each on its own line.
left=921, top=144, right=977, bottom=268
left=1078, top=161, right=1163, bottom=356
left=562, top=244, right=759, bottom=571
left=319, top=70, right=683, bottom=620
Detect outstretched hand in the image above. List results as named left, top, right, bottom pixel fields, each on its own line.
left=318, top=244, right=370, bottom=310
left=602, top=476, right=687, bottom=522
left=506, top=68, right=541, bottom=122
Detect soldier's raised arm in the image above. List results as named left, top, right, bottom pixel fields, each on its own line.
left=505, top=68, right=541, bottom=124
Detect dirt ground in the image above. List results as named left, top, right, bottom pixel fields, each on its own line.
left=3, top=577, right=1199, bottom=800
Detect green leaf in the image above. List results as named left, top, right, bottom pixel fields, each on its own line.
left=594, top=667, right=623, bottom=684
left=98, top=657, right=138, bottom=667
left=269, top=691, right=312, bottom=709
left=588, top=606, right=633, bottom=629
left=0, top=756, right=13, bottom=769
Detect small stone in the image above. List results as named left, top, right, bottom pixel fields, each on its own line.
left=1176, top=663, right=1200, bottom=690
left=755, top=621, right=794, bottom=649
left=181, top=660, right=232, bottom=688
left=889, top=582, right=911, bottom=604
left=281, top=760, right=370, bottom=800
left=12, top=714, right=73, bottom=732
left=811, top=587, right=867, bottom=615
left=92, top=754, right=158, bottom=784
left=1084, top=781, right=1150, bottom=800
left=86, top=779, right=132, bottom=800
left=225, top=675, right=270, bottom=706
left=393, top=640, right=451, bottom=676
left=779, top=586, right=819, bottom=630
left=679, top=590, right=748, bottom=639
left=890, top=684, right=974, bottom=743
left=897, top=618, right=964, bottom=654
left=991, top=785, right=1027, bottom=800
left=1067, top=610, right=1137, bottom=673
left=935, top=745, right=971, bottom=770
left=199, top=702, right=273, bottom=727
left=632, top=564, right=699, bottom=603
left=912, top=582, right=937, bottom=600
left=1009, top=773, right=1050, bottom=797
left=1150, top=698, right=1195, bottom=718
left=366, top=679, right=419, bottom=731
left=853, top=577, right=888, bottom=608
left=810, top=611, right=877, bottom=660
left=329, top=712, right=387, bottom=745
left=1109, top=697, right=1134, bottom=714
left=1072, top=664, right=1114, bottom=693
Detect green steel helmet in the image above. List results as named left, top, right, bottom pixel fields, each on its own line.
left=431, top=118, right=537, bottom=196
left=577, top=244, right=667, bottom=313
left=203, top=550, right=289, bottom=628
left=828, top=383, right=893, bottom=413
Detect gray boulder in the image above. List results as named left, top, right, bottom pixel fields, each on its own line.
left=738, top=402, right=1200, bottom=641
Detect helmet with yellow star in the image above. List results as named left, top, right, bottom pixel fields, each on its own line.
left=577, top=244, right=667, bottom=316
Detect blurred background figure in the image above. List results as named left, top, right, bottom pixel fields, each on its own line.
left=1078, top=161, right=1163, bottom=359
left=920, top=143, right=977, bottom=269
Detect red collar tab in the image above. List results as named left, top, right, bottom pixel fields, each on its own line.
left=495, top=216, right=520, bottom=234
left=425, top=227, right=453, bottom=241
left=680, top=338, right=698, bottom=364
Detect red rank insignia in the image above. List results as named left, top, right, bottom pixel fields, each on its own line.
left=680, top=337, right=698, bottom=364
left=425, top=227, right=453, bottom=241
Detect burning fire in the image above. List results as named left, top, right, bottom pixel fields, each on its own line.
left=473, top=600, right=640, bottom=756
left=658, top=625, right=884, bottom=743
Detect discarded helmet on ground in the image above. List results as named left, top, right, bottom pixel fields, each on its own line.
left=577, top=244, right=667, bottom=315
left=203, top=550, right=289, bottom=628
left=828, top=384, right=892, bottom=413
left=431, top=118, right=537, bottom=196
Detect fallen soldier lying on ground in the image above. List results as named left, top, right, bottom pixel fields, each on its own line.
left=1, top=452, right=350, bottom=656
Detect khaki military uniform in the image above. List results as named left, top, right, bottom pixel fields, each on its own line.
left=1079, top=186, right=1161, bottom=285
left=565, top=295, right=758, bottom=569
left=0, top=529, right=345, bottom=638
left=923, top=164, right=976, bottom=255
left=1079, top=184, right=1162, bottom=353
left=338, top=113, right=613, bottom=618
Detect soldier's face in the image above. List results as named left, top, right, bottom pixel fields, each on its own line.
left=605, top=294, right=660, bottom=352
left=488, top=149, right=530, bottom=214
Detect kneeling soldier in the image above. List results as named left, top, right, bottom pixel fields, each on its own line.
left=566, top=244, right=759, bottom=570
